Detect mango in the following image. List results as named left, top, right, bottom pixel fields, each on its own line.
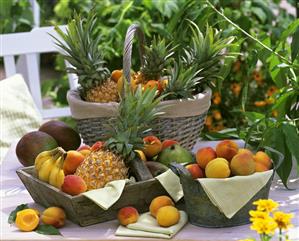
left=117, top=206, right=139, bottom=226
left=63, top=151, right=85, bottom=175
left=230, top=153, right=255, bottom=176
left=16, top=131, right=58, bottom=167
left=41, top=207, right=66, bottom=228
left=61, top=175, right=87, bottom=196
left=156, top=206, right=180, bottom=227
left=15, top=209, right=39, bottom=232
left=39, top=120, right=81, bottom=151
left=216, top=140, right=239, bottom=161
left=196, top=147, right=217, bottom=169
left=161, top=139, right=179, bottom=150
left=149, top=195, right=174, bottom=217
left=205, top=158, right=230, bottom=178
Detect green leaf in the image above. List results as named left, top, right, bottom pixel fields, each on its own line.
left=282, top=123, right=299, bottom=176
left=8, top=204, right=29, bottom=224
left=291, top=28, right=299, bottom=62
left=251, top=7, right=267, bottom=23
left=35, top=224, right=61, bottom=235
left=243, top=112, right=265, bottom=124
left=279, top=19, right=299, bottom=42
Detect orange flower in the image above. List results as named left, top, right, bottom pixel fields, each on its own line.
left=230, top=83, right=241, bottom=97
left=205, top=115, right=213, bottom=126
left=212, top=92, right=221, bottom=105
left=254, top=101, right=267, bottom=107
left=267, top=86, right=278, bottom=97
left=253, top=70, right=263, bottom=85
left=212, top=110, right=222, bottom=120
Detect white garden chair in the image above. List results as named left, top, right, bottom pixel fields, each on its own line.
left=0, top=26, right=78, bottom=119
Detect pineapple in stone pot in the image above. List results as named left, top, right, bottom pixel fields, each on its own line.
left=75, top=84, right=164, bottom=190
left=52, top=13, right=119, bottom=103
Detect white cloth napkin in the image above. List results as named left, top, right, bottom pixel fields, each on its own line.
left=115, top=211, right=188, bottom=239
left=155, top=169, right=183, bottom=202
left=197, top=170, right=273, bottom=218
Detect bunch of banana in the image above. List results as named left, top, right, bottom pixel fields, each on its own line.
left=35, top=147, right=66, bottom=189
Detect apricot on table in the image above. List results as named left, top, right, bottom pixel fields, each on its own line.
left=196, top=147, right=217, bottom=169
left=216, top=140, right=239, bottom=161
left=156, top=206, right=180, bottom=227
left=117, top=206, right=139, bottom=226
left=149, top=195, right=174, bottom=217
left=41, top=207, right=66, bottom=228
left=15, top=209, right=39, bottom=232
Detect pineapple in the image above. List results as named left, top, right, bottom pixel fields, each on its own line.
left=52, top=12, right=119, bottom=103
left=136, top=36, right=175, bottom=83
left=75, top=84, right=163, bottom=190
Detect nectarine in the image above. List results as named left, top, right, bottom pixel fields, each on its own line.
left=185, top=164, right=204, bottom=179
left=117, top=206, right=139, bottom=226
left=196, top=147, right=217, bottom=169
left=216, top=140, right=239, bottom=161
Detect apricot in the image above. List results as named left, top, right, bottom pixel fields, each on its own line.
left=41, top=207, right=66, bottom=228
left=196, top=147, right=217, bottom=169
left=254, top=151, right=272, bottom=169
left=111, top=69, right=123, bottom=82
left=205, top=158, right=231, bottom=178
left=255, top=162, right=269, bottom=172
left=149, top=195, right=174, bottom=217
left=117, top=206, right=139, bottom=226
left=216, top=140, right=239, bottom=161
left=156, top=206, right=180, bottom=227
left=161, top=140, right=179, bottom=150
left=143, top=136, right=162, bottom=158
left=62, top=175, right=87, bottom=195
left=230, top=153, right=255, bottom=176
left=185, top=164, right=204, bottom=179
left=15, top=209, right=39, bottom=232
left=238, top=148, right=254, bottom=156
left=63, top=150, right=85, bottom=175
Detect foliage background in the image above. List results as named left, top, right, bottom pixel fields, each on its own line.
left=1, top=0, right=298, bottom=187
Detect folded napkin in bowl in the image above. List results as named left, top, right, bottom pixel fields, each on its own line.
left=83, top=179, right=130, bottom=210
left=197, top=170, right=273, bottom=218
left=115, top=211, right=188, bottom=239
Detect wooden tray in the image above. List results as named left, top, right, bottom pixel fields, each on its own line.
left=17, top=166, right=168, bottom=227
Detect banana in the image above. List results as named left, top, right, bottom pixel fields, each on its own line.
left=35, top=148, right=59, bottom=171
left=55, top=169, right=65, bottom=189
left=48, top=157, right=61, bottom=187
left=38, top=157, right=56, bottom=182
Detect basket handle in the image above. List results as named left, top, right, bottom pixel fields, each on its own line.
left=122, top=24, right=145, bottom=85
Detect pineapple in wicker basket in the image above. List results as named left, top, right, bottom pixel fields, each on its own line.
left=52, top=12, right=119, bottom=103
left=75, top=84, right=164, bottom=190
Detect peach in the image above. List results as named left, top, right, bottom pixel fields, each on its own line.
left=143, top=136, right=162, bottom=158
left=196, top=147, right=217, bottom=169
left=63, top=150, right=85, bottom=175
left=149, top=195, right=174, bottom=217
left=254, top=151, right=272, bottom=169
left=216, top=140, right=239, bottom=161
left=230, top=153, right=255, bottom=176
left=185, top=164, right=204, bottom=179
left=77, top=144, right=91, bottom=151
left=62, top=175, right=87, bottom=195
left=15, top=209, right=39, bottom=232
left=156, top=206, right=180, bottom=227
left=238, top=148, right=254, bottom=156
left=117, top=206, right=139, bottom=226
left=205, top=158, right=231, bottom=178
left=78, top=149, right=91, bottom=158
left=162, top=140, right=179, bottom=150
left=255, top=162, right=269, bottom=172
left=91, top=141, right=104, bottom=151
left=41, top=207, right=66, bottom=228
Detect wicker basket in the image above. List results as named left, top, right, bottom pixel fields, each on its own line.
left=170, top=163, right=274, bottom=228
left=17, top=166, right=169, bottom=227
left=67, top=24, right=211, bottom=149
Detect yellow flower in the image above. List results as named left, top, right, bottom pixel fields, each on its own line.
left=212, top=92, right=221, bottom=105
left=250, top=216, right=278, bottom=235
left=253, top=199, right=279, bottom=213
left=249, top=210, right=269, bottom=222
left=273, top=211, right=294, bottom=230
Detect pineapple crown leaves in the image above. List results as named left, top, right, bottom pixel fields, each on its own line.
left=105, top=83, right=165, bottom=163
left=164, top=59, right=203, bottom=100
left=141, top=36, right=176, bottom=81
left=51, top=11, right=110, bottom=93
left=182, top=20, right=236, bottom=83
